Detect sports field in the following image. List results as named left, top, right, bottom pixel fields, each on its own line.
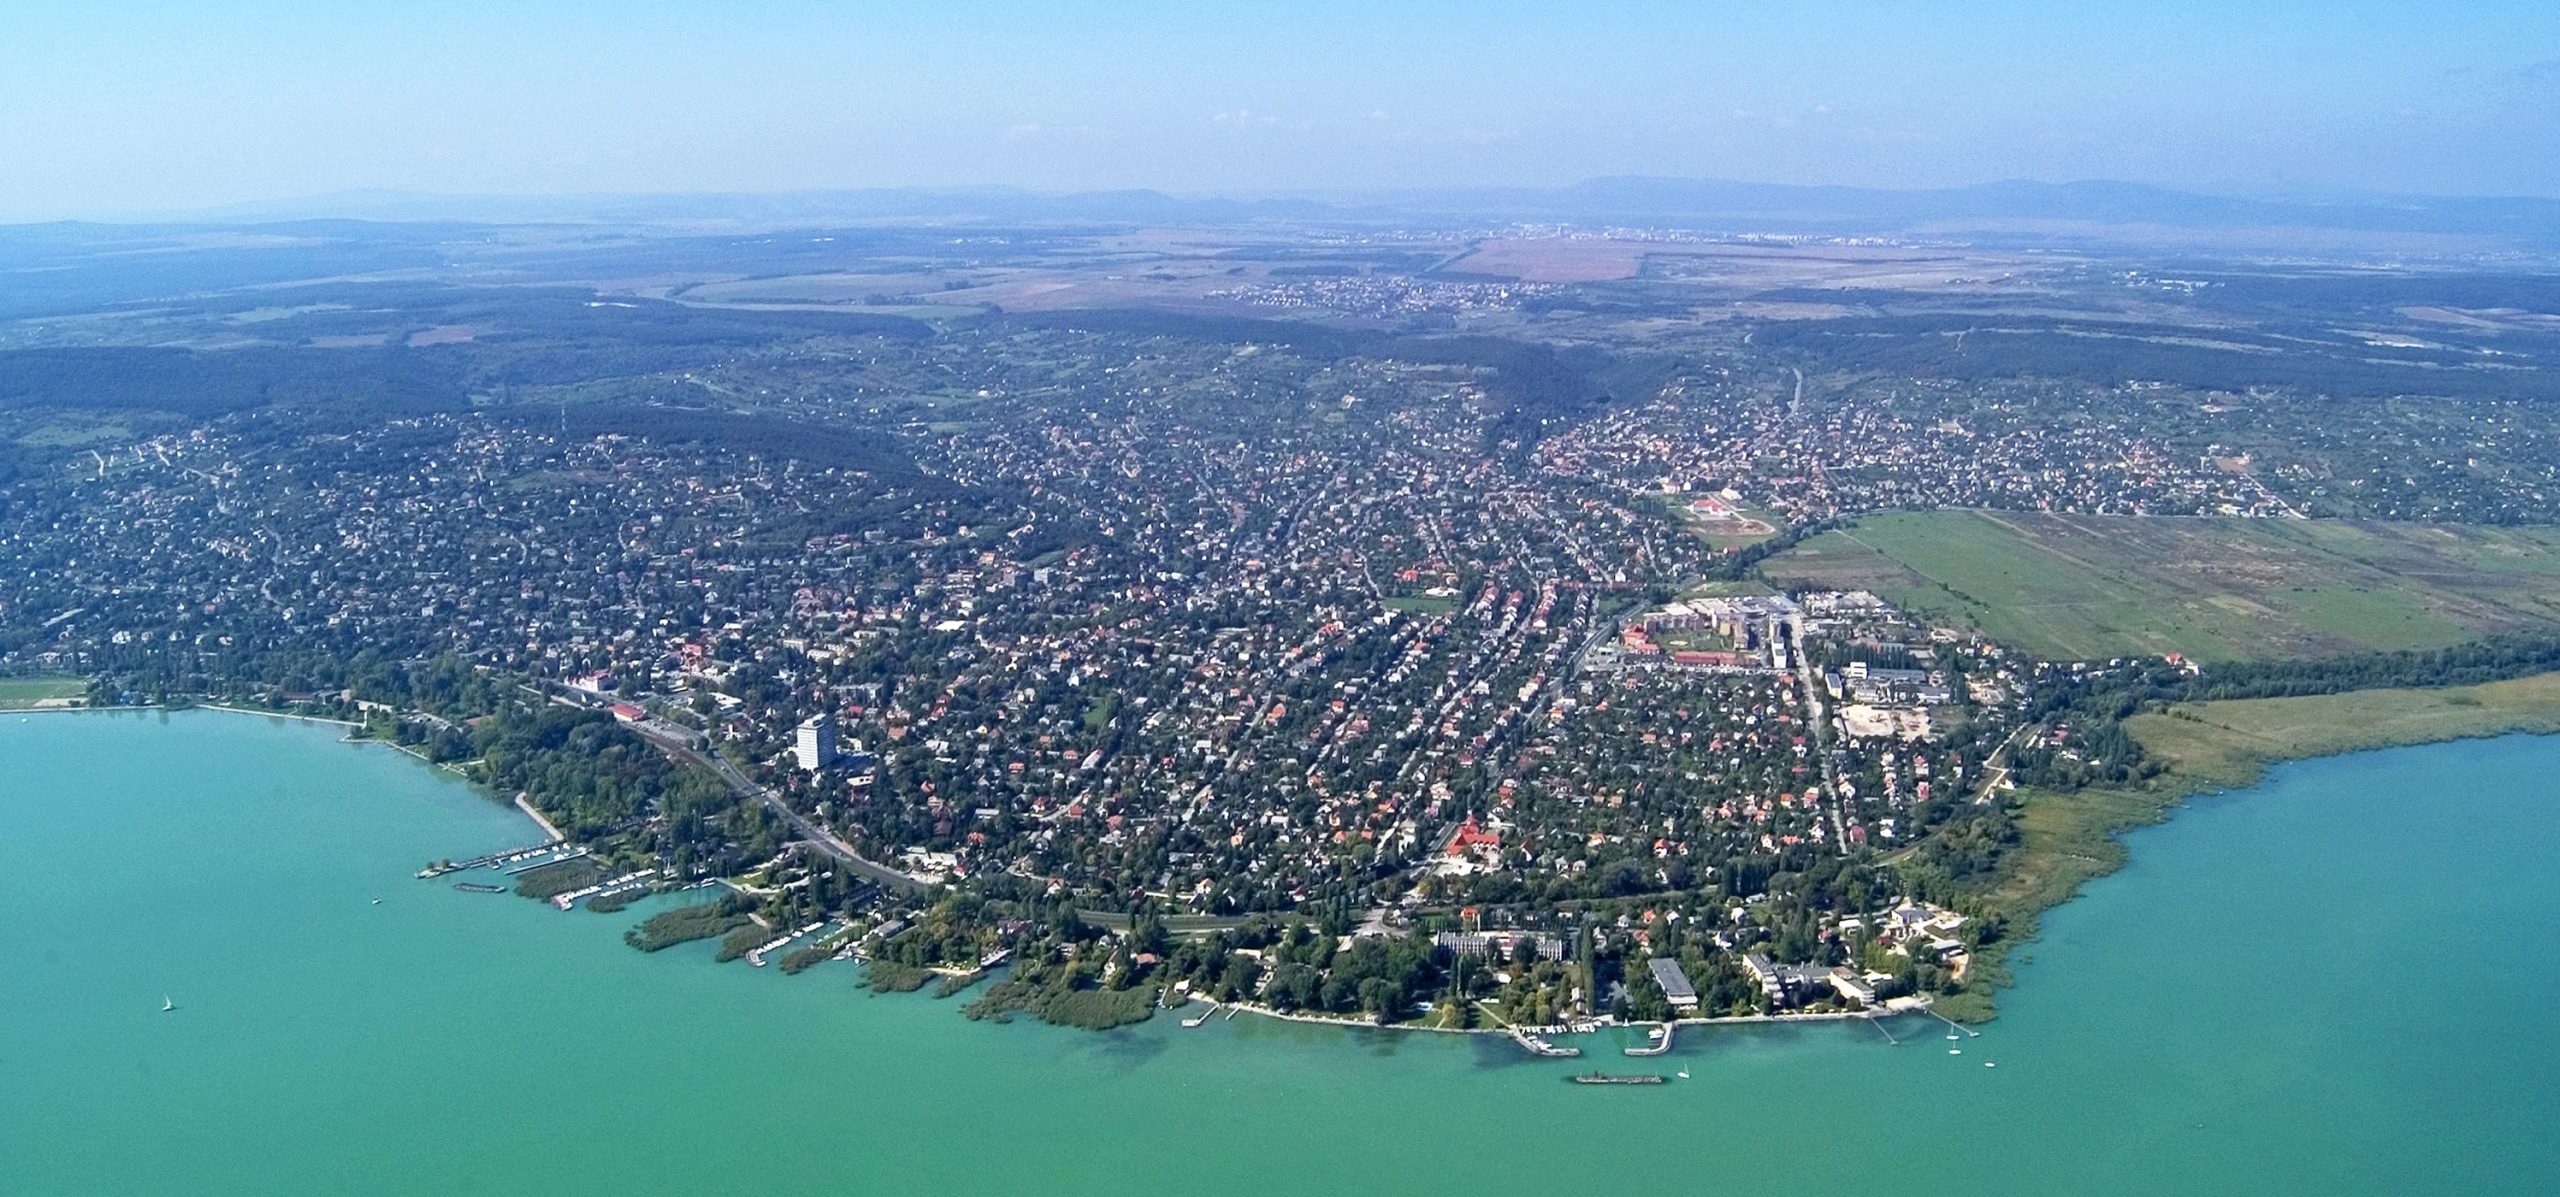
left=1760, top=510, right=2560, bottom=661
left=0, top=676, right=88, bottom=709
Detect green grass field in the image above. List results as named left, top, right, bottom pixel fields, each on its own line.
left=1760, top=510, right=2560, bottom=661
left=17, top=416, right=133, bottom=449
left=0, top=677, right=87, bottom=709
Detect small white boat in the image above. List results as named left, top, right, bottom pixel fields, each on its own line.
left=1948, top=1048, right=1961, bottom=1055
left=371, top=898, right=382, bottom=905
left=161, top=996, right=175, bottom=1013
left=1675, top=1069, right=1690, bottom=1079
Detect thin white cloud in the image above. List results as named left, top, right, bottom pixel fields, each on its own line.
left=1210, top=108, right=1310, bottom=131
left=1004, top=122, right=1107, bottom=143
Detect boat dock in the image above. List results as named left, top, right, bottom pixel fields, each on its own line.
left=745, top=920, right=827, bottom=967
left=550, top=869, right=656, bottom=910
left=1512, top=1028, right=1582, bottom=1058
left=1623, top=1022, right=1675, bottom=1057
left=415, top=839, right=572, bottom=879
left=503, top=846, right=591, bottom=875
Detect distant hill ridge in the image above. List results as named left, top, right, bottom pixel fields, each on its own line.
left=96, top=177, right=2556, bottom=247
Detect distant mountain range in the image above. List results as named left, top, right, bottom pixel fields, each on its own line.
left=1417, top=177, right=2560, bottom=241
left=65, top=176, right=2560, bottom=253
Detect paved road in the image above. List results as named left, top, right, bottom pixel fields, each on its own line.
left=541, top=682, right=921, bottom=893
left=1785, top=611, right=1853, bottom=844
left=671, top=740, right=921, bottom=893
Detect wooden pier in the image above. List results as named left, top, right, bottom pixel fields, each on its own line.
left=1926, top=1007, right=1980, bottom=1038
left=1512, top=1028, right=1583, bottom=1058
left=416, top=839, right=573, bottom=879
left=503, top=846, right=591, bottom=875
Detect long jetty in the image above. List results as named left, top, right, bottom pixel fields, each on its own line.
left=1927, top=1007, right=1980, bottom=1039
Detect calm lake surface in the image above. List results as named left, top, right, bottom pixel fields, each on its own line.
left=3, top=710, right=2553, bottom=1195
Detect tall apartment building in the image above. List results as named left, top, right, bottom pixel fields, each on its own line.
left=793, top=714, right=837, bottom=772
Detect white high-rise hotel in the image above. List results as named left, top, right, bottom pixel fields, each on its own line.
left=793, top=714, right=837, bottom=772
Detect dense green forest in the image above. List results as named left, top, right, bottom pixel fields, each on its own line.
left=0, top=346, right=467, bottom=419
left=1752, top=314, right=2555, bottom=401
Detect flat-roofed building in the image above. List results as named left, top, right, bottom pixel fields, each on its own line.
left=1647, top=956, right=1700, bottom=1011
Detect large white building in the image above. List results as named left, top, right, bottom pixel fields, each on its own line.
left=793, top=714, right=837, bottom=772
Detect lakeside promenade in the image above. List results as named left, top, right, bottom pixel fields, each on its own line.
left=513, top=794, right=567, bottom=842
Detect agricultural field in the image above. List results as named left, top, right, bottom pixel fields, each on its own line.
left=1760, top=510, right=2560, bottom=661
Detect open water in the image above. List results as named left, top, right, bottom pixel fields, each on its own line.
left=3, top=709, right=2553, bottom=1194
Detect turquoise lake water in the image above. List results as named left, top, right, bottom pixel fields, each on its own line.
left=3, top=709, right=2553, bottom=1195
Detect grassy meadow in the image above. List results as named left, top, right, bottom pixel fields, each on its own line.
left=2129, top=670, right=2560, bottom=789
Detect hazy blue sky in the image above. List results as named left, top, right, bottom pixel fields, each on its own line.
left=6, top=0, right=2557, bottom=219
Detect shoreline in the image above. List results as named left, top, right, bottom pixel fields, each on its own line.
left=2, top=701, right=156, bottom=717
left=1951, top=672, right=2560, bottom=1022
left=197, top=703, right=363, bottom=728
left=29, top=681, right=2560, bottom=1039
left=1212, top=998, right=1914, bottom=1037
